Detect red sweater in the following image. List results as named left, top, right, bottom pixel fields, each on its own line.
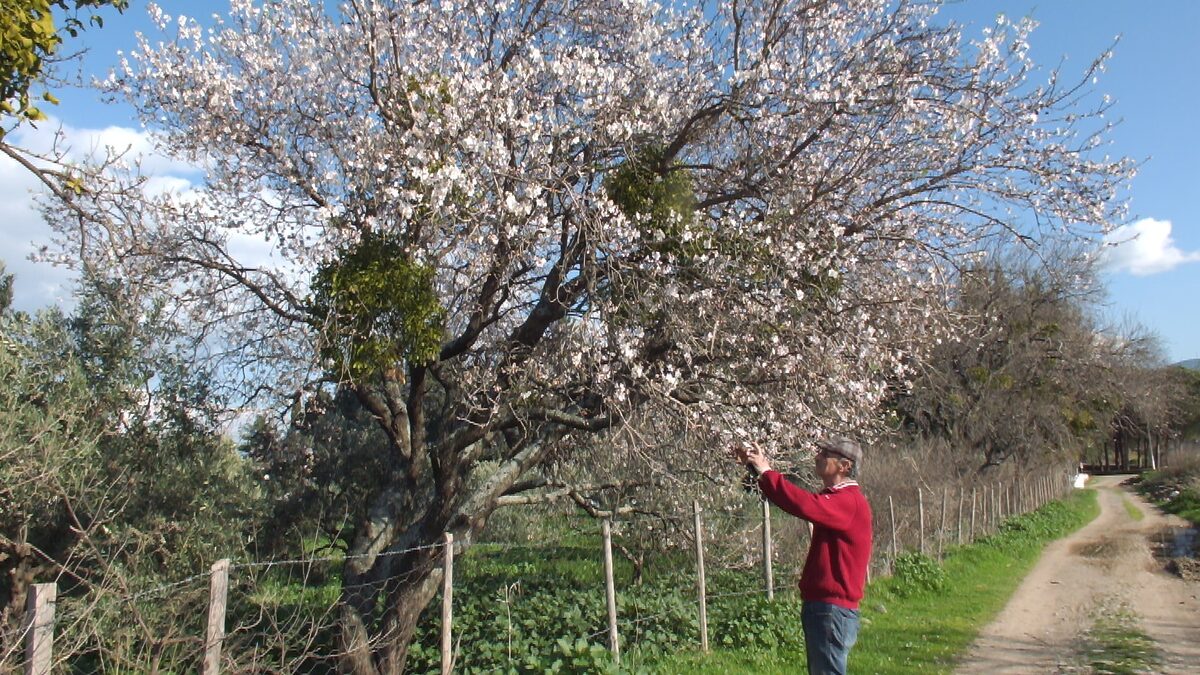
left=758, top=471, right=873, bottom=609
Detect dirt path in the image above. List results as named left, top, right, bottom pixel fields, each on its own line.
left=955, top=475, right=1200, bottom=674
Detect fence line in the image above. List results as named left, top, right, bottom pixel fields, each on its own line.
left=7, top=470, right=1079, bottom=673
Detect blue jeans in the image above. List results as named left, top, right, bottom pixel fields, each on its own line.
left=801, top=601, right=860, bottom=675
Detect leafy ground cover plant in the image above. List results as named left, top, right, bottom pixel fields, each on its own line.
left=211, top=489, right=1091, bottom=673
left=400, top=543, right=808, bottom=674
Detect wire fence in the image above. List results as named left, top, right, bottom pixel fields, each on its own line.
left=2, top=470, right=1079, bottom=674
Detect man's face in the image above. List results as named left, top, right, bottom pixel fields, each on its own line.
left=815, top=449, right=849, bottom=480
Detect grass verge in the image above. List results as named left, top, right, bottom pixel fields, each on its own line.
left=1134, top=460, right=1200, bottom=525
left=1121, top=497, right=1144, bottom=521
left=652, top=489, right=1100, bottom=674
left=1160, top=489, right=1200, bottom=525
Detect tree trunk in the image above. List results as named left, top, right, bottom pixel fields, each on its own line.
left=332, top=399, right=552, bottom=672
left=339, top=517, right=448, bottom=674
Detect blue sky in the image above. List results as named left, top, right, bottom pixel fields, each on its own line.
left=938, top=0, right=1200, bottom=364
left=3, top=0, right=1198, bottom=362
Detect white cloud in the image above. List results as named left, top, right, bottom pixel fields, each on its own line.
left=1101, top=217, right=1200, bottom=276
left=0, top=152, right=77, bottom=311
left=1, top=116, right=199, bottom=313
left=11, top=116, right=198, bottom=176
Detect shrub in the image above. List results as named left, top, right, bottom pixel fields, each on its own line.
left=890, top=552, right=947, bottom=597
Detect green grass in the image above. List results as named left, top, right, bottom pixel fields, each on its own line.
left=1121, top=497, right=1144, bottom=521
left=1133, top=465, right=1200, bottom=525
left=1161, top=488, right=1200, bottom=524
left=1073, top=601, right=1162, bottom=674
left=652, top=489, right=1100, bottom=674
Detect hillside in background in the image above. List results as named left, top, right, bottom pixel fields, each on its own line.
left=1175, top=359, right=1200, bottom=370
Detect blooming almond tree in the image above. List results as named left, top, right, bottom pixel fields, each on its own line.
left=43, top=0, right=1131, bottom=670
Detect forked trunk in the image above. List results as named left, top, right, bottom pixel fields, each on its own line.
left=338, top=542, right=446, bottom=674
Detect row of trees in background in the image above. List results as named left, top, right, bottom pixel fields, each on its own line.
left=3, top=0, right=1199, bottom=672
left=0, top=267, right=263, bottom=670
left=887, top=248, right=1200, bottom=474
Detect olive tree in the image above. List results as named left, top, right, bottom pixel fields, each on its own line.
left=41, top=0, right=1131, bottom=670
left=888, top=246, right=1128, bottom=471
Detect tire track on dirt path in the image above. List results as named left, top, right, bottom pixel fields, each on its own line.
left=954, top=474, right=1200, bottom=674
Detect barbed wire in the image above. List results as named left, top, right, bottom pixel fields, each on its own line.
left=119, top=571, right=212, bottom=603
left=235, top=539, right=450, bottom=570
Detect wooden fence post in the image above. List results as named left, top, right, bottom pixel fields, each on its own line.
left=970, top=488, right=977, bottom=540
left=980, top=485, right=986, bottom=532
left=999, top=483, right=1005, bottom=520
left=692, top=501, right=708, bottom=652
left=998, top=483, right=1004, bottom=523
left=888, top=495, right=898, bottom=568
left=992, top=484, right=999, bottom=525
left=203, top=558, right=231, bottom=675
left=957, top=487, right=964, bottom=544
left=442, top=532, right=455, bottom=675
left=601, top=519, right=620, bottom=664
left=980, top=485, right=988, bottom=532
left=989, top=484, right=996, bottom=525
left=762, top=498, right=774, bottom=601
left=992, top=484, right=999, bottom=528
left=918, top=488, right=926, bottom=555
left=938, top=488, right=948, bottom=561
left=24, top=583, right=56, bottom=675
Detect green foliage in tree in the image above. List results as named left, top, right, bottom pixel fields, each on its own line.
left=308, top=231, right=445, bottom=378
left=605, top=146, right=700, bottom=259
left=0, top=306, right=100, bottom=615
left=1, top=0, right=127, bottom=133
left=0, top=261, right=14, bottom=313
left=0, top=280, right=263, bottom=668
left=239, top=388, right=391, bottom=555
left=1168, top=366, right=1200, bottom=439
left=886, top=257, right=1122, bottom=469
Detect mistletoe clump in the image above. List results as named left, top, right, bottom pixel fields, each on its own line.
left=605, top=145, right=702, bottom=260
left=308, top=231, right=444, bottom=378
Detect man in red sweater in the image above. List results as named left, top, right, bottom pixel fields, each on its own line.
left=735, top=437, right=872, bottom=675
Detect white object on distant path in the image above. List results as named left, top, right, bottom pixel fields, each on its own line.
left=1073, top=473, right=1089, bottom=489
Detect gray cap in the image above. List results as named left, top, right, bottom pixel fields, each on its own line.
left=817, top=436, right=863, bottom=465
